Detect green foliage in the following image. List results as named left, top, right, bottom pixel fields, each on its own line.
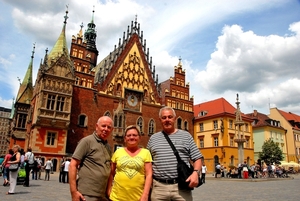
left=259, top=138, right=283, bottom=164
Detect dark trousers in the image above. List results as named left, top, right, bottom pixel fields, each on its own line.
left=201, top=173, right=206, bottom=183
left=24, top=164, right=33, bottom=186
left=45, top=169, right=50, bottom=181
left=62, top=171, right=68, bottom=183
left=59, top=170, right=64, bottom=182
left=238, top=170, right=242, bottom=178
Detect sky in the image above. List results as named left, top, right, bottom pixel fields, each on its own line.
left=0, top=0, right=300, bottom=116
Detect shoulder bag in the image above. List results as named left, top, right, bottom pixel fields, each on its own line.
left=9, top=163, right=19, bottom=171
left=162, top=131, right=202, bottom=190
left=9, top=154, right=19, bottom=171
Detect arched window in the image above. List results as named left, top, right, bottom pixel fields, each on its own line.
left=75, top=77, right=80, bottom=85
left=78, top=114, right=87, bottom=127
left=184, top=121, right=188, bottom=130
left=104, top=111, right=111, bottom=117
left=114, top=115, right=118, bottom=127
left=137, top=117, right=143, bottom=135
left=177, top=118, right=182, bottom=129
left=118, top=116, right=122, bottom=128
left=116, top=83, right=122, bottom=96
left=148, top=119, right=155, bottom=135
left=144, top=89, right=148, bottom=101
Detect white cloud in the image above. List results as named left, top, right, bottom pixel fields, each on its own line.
left=196, top=23, right=300, bottom=92
left=244, top=78, right=300, bottom=114
left=0, top=56, right=12, bottom=68
left=1, top=0, right=299, bottom=116
left=191, top=21, right=300, bottom=114
left=0, top=97, right=13, bottom=109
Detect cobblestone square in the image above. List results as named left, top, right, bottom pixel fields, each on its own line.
left=0, top=173, right=299, bottom=201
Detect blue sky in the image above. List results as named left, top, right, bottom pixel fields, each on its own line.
left=0, top=0, right=300, bottom=115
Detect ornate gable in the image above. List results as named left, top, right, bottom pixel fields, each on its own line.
left=96, top=30, right=160, bottom=105
left=47, top=55, right=75, bottom=79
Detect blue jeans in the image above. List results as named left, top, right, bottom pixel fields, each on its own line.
left=3, top=167, right=9, bottom=180
left=32, top=170, right=37, bottom=180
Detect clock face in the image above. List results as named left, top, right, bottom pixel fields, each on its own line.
left=127, top=95, right=138, bottom=107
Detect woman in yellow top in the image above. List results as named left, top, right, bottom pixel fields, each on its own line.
left=107, top=125, right=152, bottom=201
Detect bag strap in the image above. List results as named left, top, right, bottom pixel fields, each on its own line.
left=162, top=131, right=182, bottom=162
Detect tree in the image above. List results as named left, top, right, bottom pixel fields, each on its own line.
left=259, top=138, right=283, bottom=164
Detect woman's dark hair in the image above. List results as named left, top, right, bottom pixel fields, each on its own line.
left=8, top=149, right=14, bottom=155
left=20, top=148, right=25, bottom=155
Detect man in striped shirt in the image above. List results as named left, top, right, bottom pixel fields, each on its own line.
left=147, top=106, right=203, bottom=201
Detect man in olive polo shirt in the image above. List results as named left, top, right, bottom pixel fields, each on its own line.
left=69, top=116, right=113, bottom=201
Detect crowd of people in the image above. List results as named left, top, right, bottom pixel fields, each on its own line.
left=0, top=145, right=72, bottom=195
left=215, top=161, right=291, bottom=179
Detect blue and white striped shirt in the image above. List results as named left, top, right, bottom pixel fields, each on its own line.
left=147, top=129, right=203, bottom=180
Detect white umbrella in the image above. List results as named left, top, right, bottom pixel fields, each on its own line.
left=288, top=161, right=300, bottom=167
left=280, top=161, right=289, bottom=167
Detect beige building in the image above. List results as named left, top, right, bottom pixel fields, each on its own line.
left=269, top=108, right=300, bottom=163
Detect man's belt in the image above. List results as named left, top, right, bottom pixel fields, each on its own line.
left=153, top=176, right=178, bottom=184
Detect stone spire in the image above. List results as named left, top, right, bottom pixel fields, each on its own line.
left=16, top=44, right=35, bottom=104
left=47, top=8, right=70, bottom=64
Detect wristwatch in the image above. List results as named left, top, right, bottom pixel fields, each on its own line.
left=194, top=169, right=201, bottom=176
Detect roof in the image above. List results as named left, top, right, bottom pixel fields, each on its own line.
left=47, top=11, right=70, bottom=65
left=193, top=97, right=250, bottom=120
left=246, top=110, right=285, bottom=130
left=16, top=46, right=34, bottom=104
left=277, top=109, right=300, bottom=130
left=278, top=109, right=300, bottom=122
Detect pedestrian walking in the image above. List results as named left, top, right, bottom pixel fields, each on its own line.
left=6, top=145, right=21, bottom=195
left=201, top=163, right=207, bottom=184
left=63, top=159, right=70, bottom=183
left=44, top=158, right=53, bottom=181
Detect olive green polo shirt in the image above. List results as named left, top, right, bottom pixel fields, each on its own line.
left=72, top=132, right=112, bottom=197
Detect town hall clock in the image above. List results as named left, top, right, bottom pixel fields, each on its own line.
left=125, top=89, right=142, bottom=111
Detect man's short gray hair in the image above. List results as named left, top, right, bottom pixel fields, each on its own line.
left=159, top=106, right=176, bottom=118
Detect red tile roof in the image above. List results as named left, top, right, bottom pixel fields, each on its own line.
left=194, top=97, right=250, bottom=120
left=278, top=109, right=300, bottom=122
left=277, top=109, right=300, bottom=130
